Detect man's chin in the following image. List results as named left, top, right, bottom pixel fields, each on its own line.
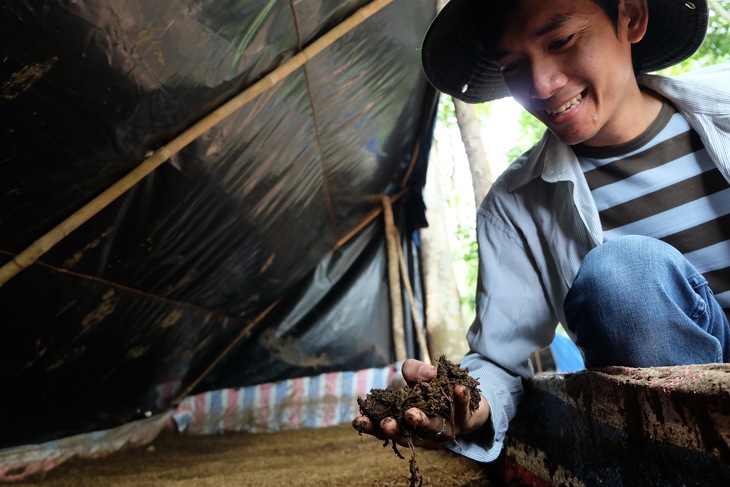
left=547, top=127, right=591, bottom=146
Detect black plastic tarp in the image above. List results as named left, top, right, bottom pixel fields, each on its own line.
left=0, top=0, right=438, bottom=449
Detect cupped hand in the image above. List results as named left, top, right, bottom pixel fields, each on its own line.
left=352, top=358, right=491, bottom=449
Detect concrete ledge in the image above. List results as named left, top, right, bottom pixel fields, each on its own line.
left=499, top=364, right=730, bottom=486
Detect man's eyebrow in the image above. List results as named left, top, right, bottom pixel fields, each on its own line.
left=533, top=13, right=573, bottom=38
left=489, top=13, right=574, bottom=61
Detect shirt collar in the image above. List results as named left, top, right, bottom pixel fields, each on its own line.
left=507, top=131, right=579, bottom=192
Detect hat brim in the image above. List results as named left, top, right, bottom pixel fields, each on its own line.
left=422, top=0, right=709, bottom=104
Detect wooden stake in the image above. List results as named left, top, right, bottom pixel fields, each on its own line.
left=397, top=236, right=431, bottom=365
left=0, top=0, right=395, bottom=287
left=382, top=196, right=407, bottom=363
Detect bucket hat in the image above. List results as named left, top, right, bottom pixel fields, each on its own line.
left=422, top=0, right=709, bottom=103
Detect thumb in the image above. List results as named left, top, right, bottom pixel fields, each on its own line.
left=401, top=359, right=436, bottom=386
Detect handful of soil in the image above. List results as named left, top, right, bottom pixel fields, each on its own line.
left=353, top=355, right=481, bottom=487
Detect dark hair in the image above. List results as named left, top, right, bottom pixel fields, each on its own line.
left=592, top=0, right=620, bottom=32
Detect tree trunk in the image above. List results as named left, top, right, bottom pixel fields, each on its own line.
left=419, top=0, right=493, bottom=361
left=454, top=100, right=494, bottom=207
left=420, top=157, right=470, bottom=361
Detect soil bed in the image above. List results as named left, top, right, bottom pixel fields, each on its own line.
left=11, top=424, right=494, bottom=487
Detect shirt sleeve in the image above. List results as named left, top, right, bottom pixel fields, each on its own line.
left=446, top=195, right=558, bottom=462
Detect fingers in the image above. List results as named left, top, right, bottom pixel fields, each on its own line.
left=354, top=409, right=452, bottom=451
left=452, top=385, right=491, bottom=433
left=401, top=359, right=437, bottom=387
left=351, top=415, right=400, bottom=440
left=380, top=417, right=400, bottom=437
left=352, top=415, right=372, bottom=435
left=354, top=409, right=441, bottom=437
left=404, top=408, right=448, bottom=437
left=453, top=384, right=471, bottom=426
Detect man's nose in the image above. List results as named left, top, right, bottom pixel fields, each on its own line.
left=528, top=58, right=567, bottom=100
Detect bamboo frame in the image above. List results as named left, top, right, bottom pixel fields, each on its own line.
left=171, top=298, right=281, bottom=407
left=331, top=189, right=406, bottom=252
left=382, top=196, right=407, bottom=363
left=397, top=235, right=431, bottom=365
left=0, top=0, right=395, bottom=287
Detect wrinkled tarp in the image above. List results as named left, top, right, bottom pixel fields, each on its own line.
left=0, top=0, right=437, bottom=449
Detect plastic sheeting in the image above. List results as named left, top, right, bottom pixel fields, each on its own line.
left=0, top=0, right=438, bottom=449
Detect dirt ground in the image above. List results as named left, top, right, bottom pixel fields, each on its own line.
left=11, top=424, right=498, bottom=487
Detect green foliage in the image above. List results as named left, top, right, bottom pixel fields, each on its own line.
left=505, top=110, right=546, bottom=163
left=436, top=95, right=456, bottom=126
left=454, top=222, right=479, bottom=314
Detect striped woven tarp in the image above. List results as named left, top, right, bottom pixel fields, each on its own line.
left=172, top=363, right=401, bottom=435
left=0, top=413, right=172, bottom=482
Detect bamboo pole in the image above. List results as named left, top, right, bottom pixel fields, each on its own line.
left=382, top=196, right=407, bottom=363
left=397, top=237, right=431, bottom=365
left=171, top=298, right=281, bottom=407
left=331, top=189, right=406, bottom=252
left=0, top=0, right=395, bottom=288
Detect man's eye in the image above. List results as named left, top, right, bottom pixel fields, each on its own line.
left=500, top=61, right=520, bottom=74
left=551, top=34, right=575, bottom=50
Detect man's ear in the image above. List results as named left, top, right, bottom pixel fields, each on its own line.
left=620, top=0, right=649, bottom=44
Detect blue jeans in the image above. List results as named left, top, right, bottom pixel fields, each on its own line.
left=563, top=235, right=730, bottom=368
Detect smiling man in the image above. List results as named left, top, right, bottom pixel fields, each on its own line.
left=353, top=0, right=730, bottom=462
left=493, top=0, right=661, bottom=147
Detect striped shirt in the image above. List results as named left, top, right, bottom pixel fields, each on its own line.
left=574, top=103, right=730, bottom=315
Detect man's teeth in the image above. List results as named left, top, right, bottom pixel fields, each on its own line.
left=545, top=94, right=583, bottom=116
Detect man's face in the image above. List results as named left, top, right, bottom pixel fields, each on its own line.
left=492, top=0, right=647, bottom=147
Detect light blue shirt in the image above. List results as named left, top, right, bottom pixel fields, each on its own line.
left=452, top=64, right=730, bottom=462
